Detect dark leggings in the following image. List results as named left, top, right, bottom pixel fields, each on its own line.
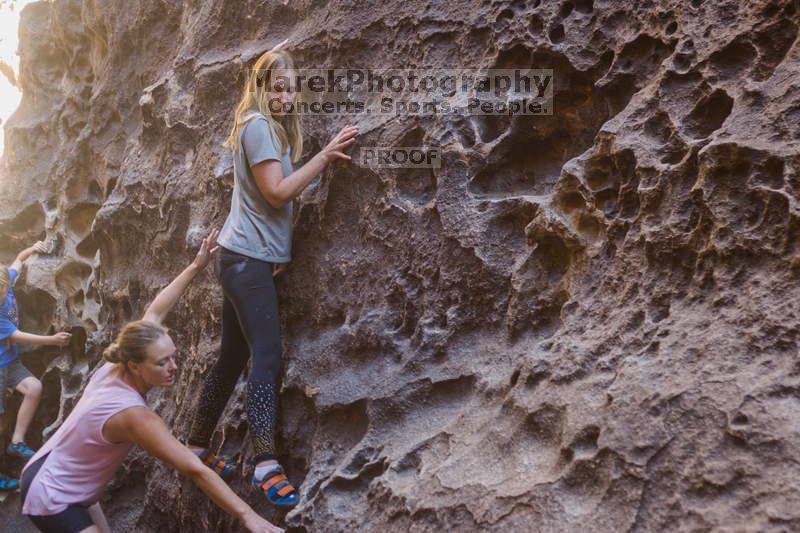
left=20, top=453, right=94, bottom=533
left=188, top=248, right=282, bottom=463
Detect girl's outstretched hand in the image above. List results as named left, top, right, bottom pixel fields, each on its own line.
left=319, top=125, right=358, bottom=164
left=192, top=228, right=221, bottom=270
left=30, top=241, right=48, bottom=255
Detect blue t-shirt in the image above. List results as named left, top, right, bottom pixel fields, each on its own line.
left=0, top=268, right=20, bottom=367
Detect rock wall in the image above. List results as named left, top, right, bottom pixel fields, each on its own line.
left=1, top=0, right=800, bottom=531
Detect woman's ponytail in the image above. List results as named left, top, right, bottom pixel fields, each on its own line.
left=102, top=342, right=122, bottom=364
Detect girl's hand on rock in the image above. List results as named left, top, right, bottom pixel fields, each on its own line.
left=30, top=241, right=48, bottom=254
left=318, top=125, right=358, bottom=164
left=50, top=332, right=72, bottom=346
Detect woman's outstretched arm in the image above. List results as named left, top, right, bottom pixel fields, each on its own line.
left=10, top=241, right=48, bottom=272
left=253, top=125, right=358, bottom=209
left=142, top=229, right=219, bottom=325
left=105, top=407, right=283, bottom=533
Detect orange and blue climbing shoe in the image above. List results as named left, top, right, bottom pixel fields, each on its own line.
left=252, top=465, right=298, bottom=507
left=199, top=449, right=236, bottom=481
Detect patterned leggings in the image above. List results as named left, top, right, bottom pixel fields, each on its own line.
left=188, top=248, right=282, bottom=463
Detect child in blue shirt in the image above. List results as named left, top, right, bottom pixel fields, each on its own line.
left=0, top=241, right=71, bottom=491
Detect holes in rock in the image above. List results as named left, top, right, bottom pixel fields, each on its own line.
left=473, top=47, right=637, bottom=200
left=763, top=1, right=781, bottom=17
left=76, top=234, right=98, bottom=259
left=105, top=177, right=118, bottom=198
left=69, top=325, right=87, bottom=360
left=65, top=202, right=100, bottom=238
left=665, top=21, right=678, bottom=35
left=549, top=24, right=565, bottom=43
left=585, top=149, right=636, bottom=190
left=644, top=111, right=675, bottom=145
left=55, top=261, right=92, bottom=296
left=447, top=116, right=476, bottom=147
left=559, top=1, right=574, bottom=18
left=576, top=213, right=604, bottom=238
left=17, top=288, right=56, bottom=337
left=619, top=34, right=672, bottom=72
left=585, top=149, right=639, bottom=220
left=88, top=180, right=103, bottom=202
left=600, top=34, right=672, bottom=114
left=731, top=413, right=749, bottom=426
left=523, top=404, right=565, bottom=444
left=691, top=0, right=704, bottom=7
left=536, top=237, right=572, bottom=282
left=0, top=203, right=45, bottom=258
left=486, top=198, right=539, bottom=254
left=472, top=114, right=510, bottom=143
left=672, top=52, right=693, bottom=73
left=509, top=369, right=521, bottom=388
left=570, top=425, right=600, bottom=456
left=86, top=282, right=99, bottom=302
left=751, top=18, right=798, bottom=81
left=683, top=89, right=733, bottom=139
left=470, top=127, right=570, bottom=197
left=317, top=399, right=369, bottom=461
left=752, top=156, right=784, bottom=189
left=507, top=235, right=572, bottom=337
left=699, top=144, right=791, bottom=248
left=708, top=38, right=757, bottom=78
left=560, top=447, right=575, bottom=464
left=395, top=167, right=437, bottom=205
left=386, top=284, right=419, bottom=338
left=574, top=0, right=593, bottom=14
left=559, top=191, right=587, bottom=212
left=525, top=368, right=549, bottom=390
left=497, top=8, right=514, bottom=24
left=648, top=299, right=671, bottom=322
left=594, top=188, right=619, bottom=216
left=643, top=112, right=688, bottom=164
left=529, top=15, right=543, bottom=34
left=67, top=289, right=85, bottom=318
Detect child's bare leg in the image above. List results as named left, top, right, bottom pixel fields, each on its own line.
left=13, top=377, right=42, bottom=443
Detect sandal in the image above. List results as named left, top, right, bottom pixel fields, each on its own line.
left=0, top=474, right=19, bottom=492
left=198, top=449, right=237, bottom=481
left=252, top=464, right=298, bottom=507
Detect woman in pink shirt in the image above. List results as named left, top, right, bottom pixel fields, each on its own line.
left=19, top=230, right=282, bottom=533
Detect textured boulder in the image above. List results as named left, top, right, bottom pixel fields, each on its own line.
left=1, top=0, right=800, bottom=531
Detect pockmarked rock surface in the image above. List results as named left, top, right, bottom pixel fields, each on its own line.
left=1, top=0, right=799, bottom=531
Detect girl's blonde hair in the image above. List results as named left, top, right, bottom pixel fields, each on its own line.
left=103, top=320, right=166, bottom=370
left=0, top=265, right=9, bottom=300
left=226, top=49, right=303, bottom=163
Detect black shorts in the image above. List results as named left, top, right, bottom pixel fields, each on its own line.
left=20, top=453, right=94, bottom=533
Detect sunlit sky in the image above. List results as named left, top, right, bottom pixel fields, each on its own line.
left=0, top=0, right=37, bottom=155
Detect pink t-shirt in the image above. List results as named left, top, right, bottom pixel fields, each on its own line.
left=22, top=362, right=148, bottom=516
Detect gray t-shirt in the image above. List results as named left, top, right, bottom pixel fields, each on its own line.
left=218, top=114, right=294, bottom=263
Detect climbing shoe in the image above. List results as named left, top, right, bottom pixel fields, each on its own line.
left=253, top=464, right=298, bottom=507
left=7, top=441, right=36, bottom=460
left=198, top=449, right=236, bottom=481
left=0, top=474, right=19, bottom=491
